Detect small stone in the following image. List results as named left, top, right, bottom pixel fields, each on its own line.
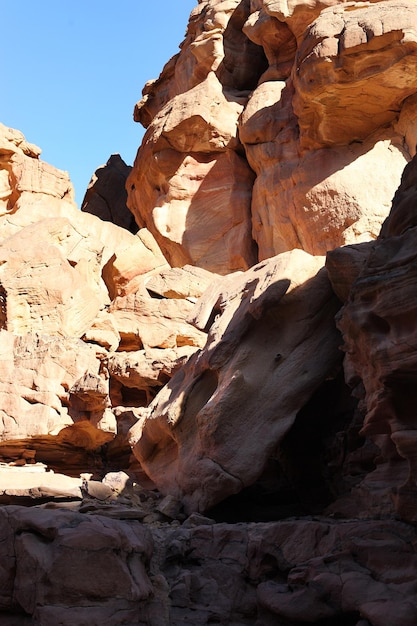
left=102, top=471, right=132, bottom=494
left=182, top=512, right=216, bottom=527
left=156, top=495, right=183, bottom=520
left=142, top=511, right=166, bottom=524
left=84, top=480, right=114, bottom=501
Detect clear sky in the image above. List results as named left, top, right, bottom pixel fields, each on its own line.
left=3, top=1, right=196, bottom=206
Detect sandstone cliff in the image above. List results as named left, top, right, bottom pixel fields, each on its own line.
left=1, top=0, right=417, bottom=623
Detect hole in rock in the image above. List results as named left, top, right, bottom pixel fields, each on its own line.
left=183, top=368, right=219, bottom=421
left=220, top=0, right=268, bottom=91
left=385, top=373, right=417, bottom=428
left=121, top=386, right=149, bottom=407
left=146, top=288, right=164, bottom=299
left=207, top=373, right=367, bottom=523
left=366, top=312, right=390, bottom=334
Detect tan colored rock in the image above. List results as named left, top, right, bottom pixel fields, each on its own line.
left=128, top=2, right=263, bottom=274
left=0, top=218, right=104, bottom=337
left=293, top=1, right=417, bottom=150
left=0, top=331, right=109, bottom=440
left=128, top=133, right=256, bottom=275
left=107, top=346, right=198, bottom=407
left=243, top=5, right=297, bottom=80
left=0, top=125, right=168, bottom=295
left=0, top=122, right=75, bottom=219
left=110, top=282, right=207, bottom=352
left=134, top=1, right=266, bottom=126
left=102, top=228, right=168, bottom=300
left=145, top=264, right=217, bottom=300
left=82, top=311, right=121, bottom=352
left=0, top=465, right=82, bottom=502
left=129, top=249, right=342, bottom=513
left=287, top=134, right=407, bottom=254
left=260, top=0, right=349, bottom=43
left=130, top=0, right=417, bottom=268
left=156, top=72, right=244, bottom=153
left=241, top=79, right=407, bottom=256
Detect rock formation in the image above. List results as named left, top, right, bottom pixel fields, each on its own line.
left=81, top=154, right=138, bottom=234
left=2, top=0, right=417, bottom=623
left=327, top=153, right=417, bottom=524
left=127, top=0, right=414, bottom=269
left=130, top=249, right=342, bottom=513
left=0, top=123, right=207, bottom=452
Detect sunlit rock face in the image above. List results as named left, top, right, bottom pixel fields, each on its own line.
left=0, top=123, right=212, bottom=451
left=127, top=0, right=417, bottom=270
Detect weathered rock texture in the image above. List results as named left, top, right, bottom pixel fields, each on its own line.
left=130, top=249, right=342, bottom=513
left=2, top=0, right=417, bottom=623
left=1, top=507, right=417, bottom=625
left=327, top=153, right=417, bottom=524
left=0, top=124, right=207, bottom=463
left=81, top=154, right=138, bottom=234
left=127, top=0, right=415, bottom=271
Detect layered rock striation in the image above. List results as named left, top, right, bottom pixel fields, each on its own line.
left=127, top=0, right=416, bottom=270
left=2, top=0, right=417, bottom=623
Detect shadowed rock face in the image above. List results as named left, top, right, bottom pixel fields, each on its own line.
left=327, top=153, right=417, bottom=524
left=130, top=249, right=343, bottom=513
left=81, top=154, right=137, bottom=234
left=1, top=507, right=417, bottom=625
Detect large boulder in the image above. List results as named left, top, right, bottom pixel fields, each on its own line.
left=127, top=0, right=417, bottom=271
left=130, top=249, right=342, bottom=513
left=127, top=1, right=264, bottom=274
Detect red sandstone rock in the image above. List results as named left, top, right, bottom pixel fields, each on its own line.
left=129, top=0, right=414, bottom=269
left=2, top=1, right=417, bottom=622
left=326, top=155, right=417, bottom=523
left=0, top=507, right=416, bottom=625
left=293, top=1, right=417, bottom=150
left=0, top=123, right=75, bottom=220
left=129, top=249, right=342, bottom=513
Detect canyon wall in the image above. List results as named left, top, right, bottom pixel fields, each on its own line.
left=2, top=0, right=417, bottom=623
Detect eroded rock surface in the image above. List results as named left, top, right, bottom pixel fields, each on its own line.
left=3, top=0, right=417, bottom=623
left=0, top=124, right=209, bottom=461
left=327, top=154, right=417, bottom=524
left=81, top=154, right=137, bottom=234
left=127, top=0, right=416, bottom=269
left=130, top=249, right=342, bottom=513
left=1, top=506, right=416, bottom=626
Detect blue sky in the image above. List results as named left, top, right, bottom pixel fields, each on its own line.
left=3, top=1, right=196, bottom=205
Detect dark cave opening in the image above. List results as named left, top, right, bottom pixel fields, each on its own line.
left=207, top=372, right=369, bottom=523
